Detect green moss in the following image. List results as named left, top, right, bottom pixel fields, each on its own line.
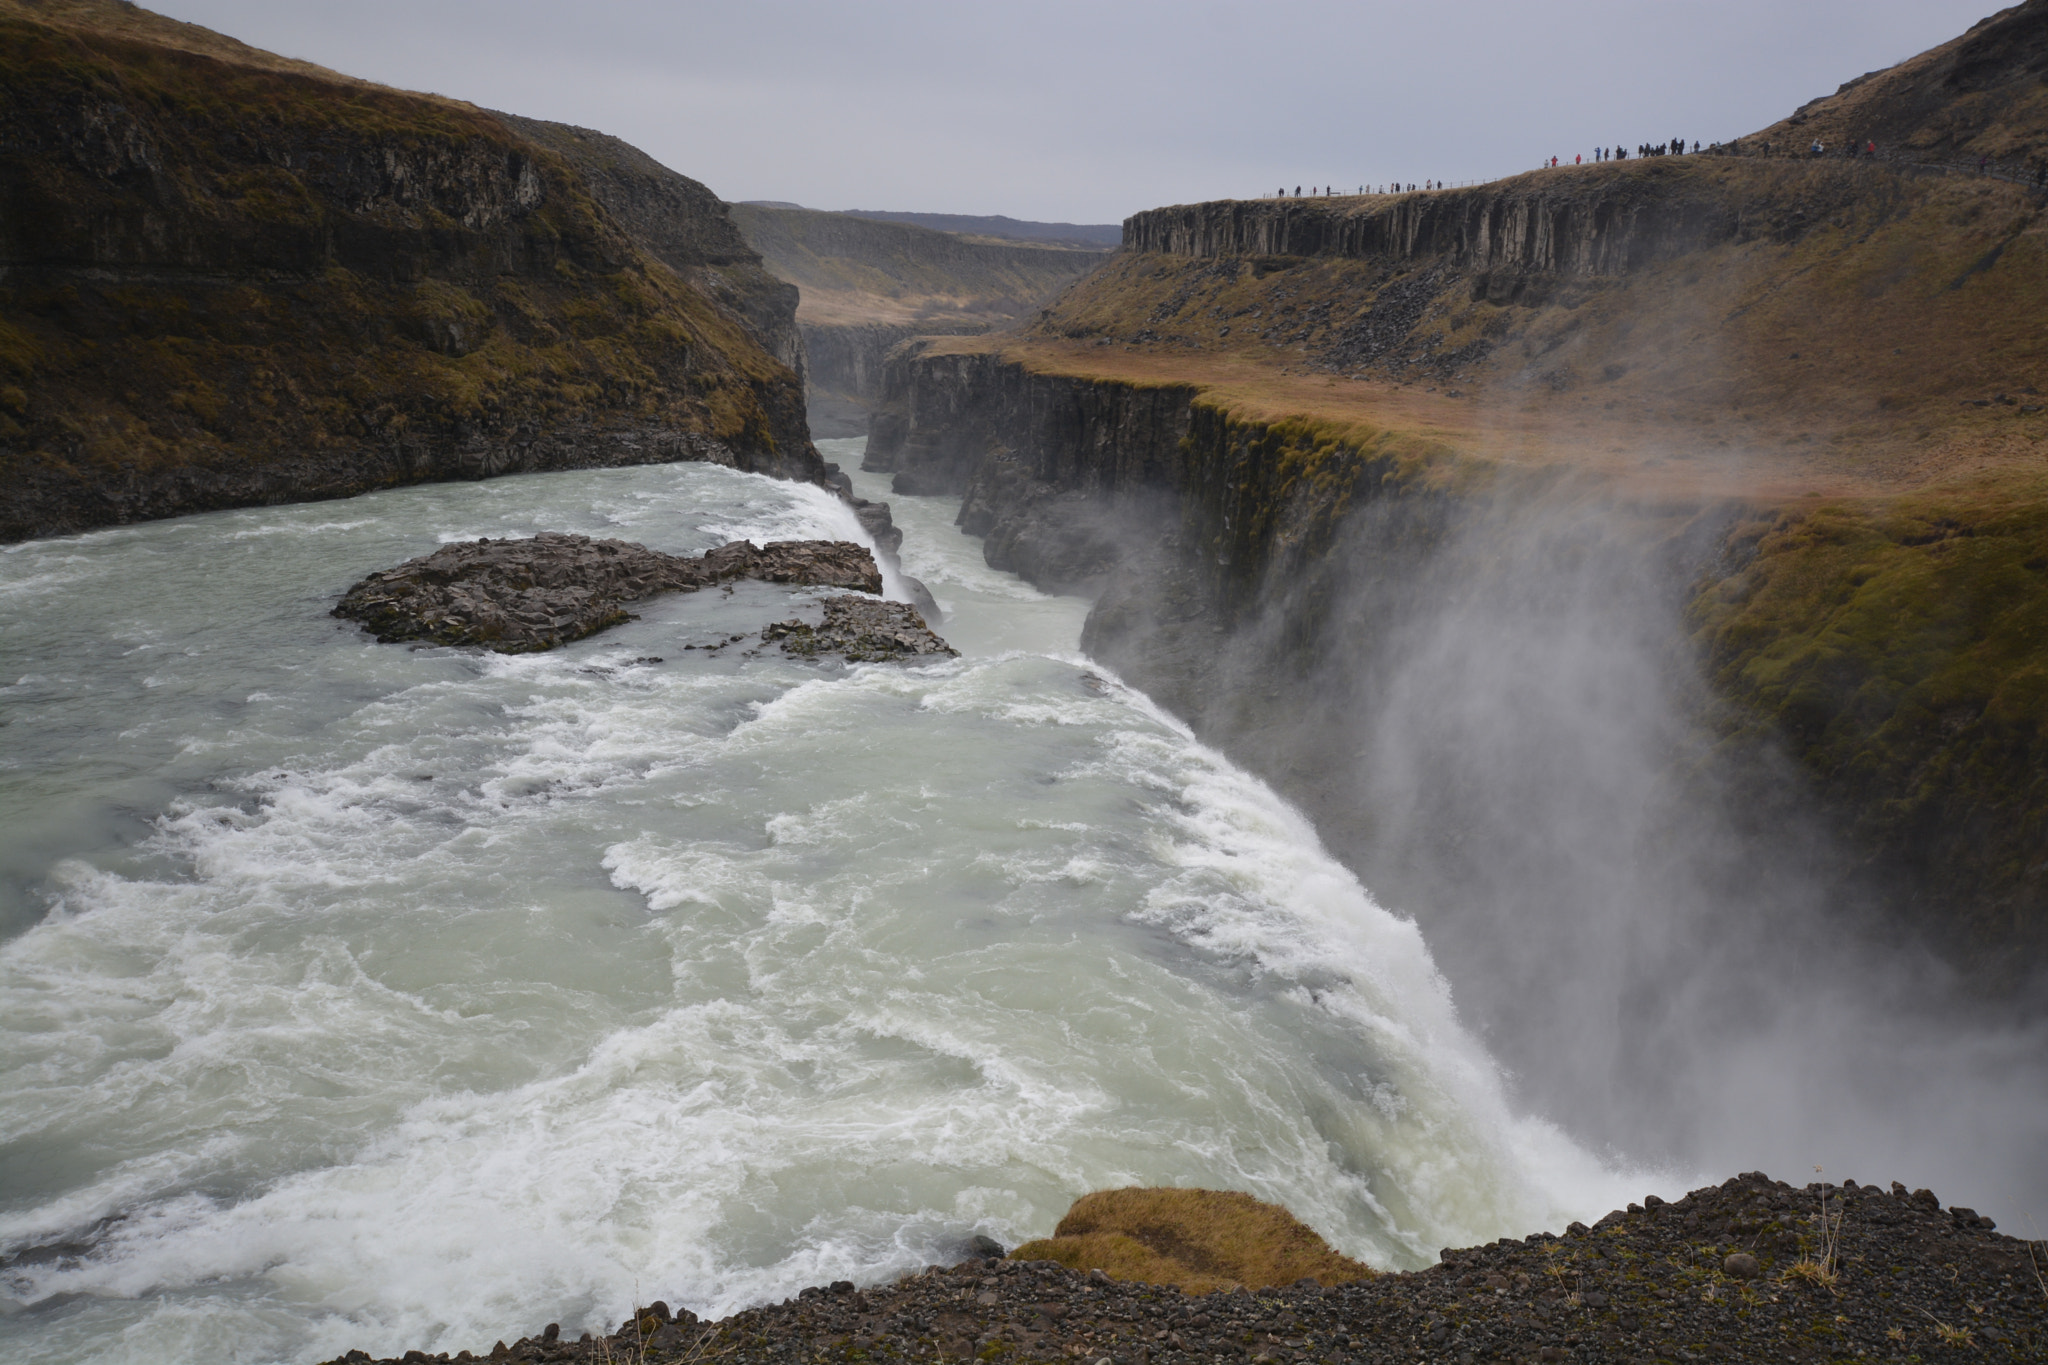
left=0, top=317, right=44, bottom=378
left=1690, top=476, right=2048, bottom=957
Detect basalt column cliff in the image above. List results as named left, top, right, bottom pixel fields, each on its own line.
left=0, top=0, right=835, bottom=541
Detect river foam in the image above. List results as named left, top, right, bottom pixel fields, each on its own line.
left=0, top=447, right=1659, bottom=1363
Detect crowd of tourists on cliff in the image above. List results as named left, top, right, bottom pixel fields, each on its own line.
left=1266, top=132, right=2047, bottom=200
left=1270, top=181, right=1447, bottom=197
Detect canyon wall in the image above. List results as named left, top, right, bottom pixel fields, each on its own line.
left=0, top=3, right=832, bottom=541
left=500, top=115, right=810, bottom=386
left=871, top=333, right=2048, bottom=1176
left=865, top=136, right=2048, bottom=1173
left=1119, top=158, right=1882, bottom=284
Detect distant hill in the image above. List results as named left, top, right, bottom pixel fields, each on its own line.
left=837, top=210, right=1122, bottom=249
left=740, top=204, right=1122, bottom=250
left=729, top=204, right=1109, bottom=437
left=1746, top=0, right=2048, bottom=166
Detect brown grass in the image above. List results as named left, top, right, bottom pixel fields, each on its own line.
left=964, top=158, right=2048, bottom=507
left=0, top=0, right=434, bottom=98
left=1009, top=1188, right=1376, bottom=1294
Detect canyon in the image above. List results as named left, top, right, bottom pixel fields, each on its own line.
left=864, top=4, right=2048, bottom=1179
left=3, top=2, right=2047, bottom=1361
left=730, top=203, right=1108, bottom=438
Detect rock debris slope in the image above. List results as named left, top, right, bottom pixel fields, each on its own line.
left=323, top=1174, right=2043, bottom=1365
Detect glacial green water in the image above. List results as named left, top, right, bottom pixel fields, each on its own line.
left=0, top=440, right=1644, bottom=1364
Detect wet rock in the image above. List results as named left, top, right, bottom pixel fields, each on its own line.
left=333, top=533, right=881, bottom=652
left=762, top=597, right=957, bottom=662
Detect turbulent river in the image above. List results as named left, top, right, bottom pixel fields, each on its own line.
left=0, top=438, right=1648, bottom=1364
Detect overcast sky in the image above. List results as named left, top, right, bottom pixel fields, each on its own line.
left=151, top=0, right=1995, bottom=224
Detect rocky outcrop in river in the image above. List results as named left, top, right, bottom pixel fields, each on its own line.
left=763, top=596, right=956, bottom=662
left=333, top=533, right=882, bottom=652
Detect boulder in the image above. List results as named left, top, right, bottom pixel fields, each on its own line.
left=761, top=597, right=957, bottom=662
left=333, top=533, right=881, bottom=652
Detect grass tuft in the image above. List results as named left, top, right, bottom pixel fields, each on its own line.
left=1009, top=1187, right=1375, bottom=1294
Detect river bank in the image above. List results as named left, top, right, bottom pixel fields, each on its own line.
left=324, top=1173, right=2043, bottom=1364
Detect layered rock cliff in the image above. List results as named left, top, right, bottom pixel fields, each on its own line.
left=0, top=0, right=833, bottom=541
left=499, top=116, right=810, bottom=386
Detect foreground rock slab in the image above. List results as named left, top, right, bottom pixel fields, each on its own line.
left=333, top=533, right=882, bottom=653
left=322, top=1171, right=2043, bottom=1364
left=763, top=596, right=957, bottom=662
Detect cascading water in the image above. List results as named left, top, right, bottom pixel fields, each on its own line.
left=0, top=438, right=1655, bottom=1364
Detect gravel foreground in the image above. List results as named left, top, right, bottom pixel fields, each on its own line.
left=324, top=1174, right=2045, bottom=1365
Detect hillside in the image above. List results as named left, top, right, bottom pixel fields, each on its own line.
left=1747, top=0, right=2048, bottom=168
left=0, top=0, right=830, bottom=541
left=834, top=209, right=1122, bottom=249
left=730, top=204, right=1107, bottom=436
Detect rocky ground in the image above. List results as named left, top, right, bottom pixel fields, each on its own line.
left=323, top=1174, right=2044, bottom=1365
left=763, top=596, right=957, bottom=662
left=332, top=534, right=882, bottom=652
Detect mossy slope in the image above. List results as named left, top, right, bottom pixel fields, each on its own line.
left=0, top=1, right=821, bottom=540
left=1692, top=476, right=2048, bottom=965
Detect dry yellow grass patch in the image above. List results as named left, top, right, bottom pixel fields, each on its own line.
left=1010, top=1188, right=1376, bottom=1294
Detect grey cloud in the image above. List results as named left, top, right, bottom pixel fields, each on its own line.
left=153, top=1, right=1991, bottom=222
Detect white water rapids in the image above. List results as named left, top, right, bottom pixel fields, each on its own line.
left=0, top=438, right=1655, bottom=1364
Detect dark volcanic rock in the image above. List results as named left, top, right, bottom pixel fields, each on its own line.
left=333, top=533, right=881, bottom=652
left=324, top=1172, right=2046, bottom=1365
left=762, top=597, right=956, bottom=662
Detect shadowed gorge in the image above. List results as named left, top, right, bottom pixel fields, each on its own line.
left=731, top=203, right=1109, bottom=437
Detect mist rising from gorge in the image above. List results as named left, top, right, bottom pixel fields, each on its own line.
left=1180, top=469, right=2048, bottom=1223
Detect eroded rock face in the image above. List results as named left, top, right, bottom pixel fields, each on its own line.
left=762, top=597, right=956, bottom=662
left=333, top=533, right=880, bottom=653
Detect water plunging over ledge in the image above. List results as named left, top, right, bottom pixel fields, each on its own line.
left=0, top=439, right=1650, bottom=1363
